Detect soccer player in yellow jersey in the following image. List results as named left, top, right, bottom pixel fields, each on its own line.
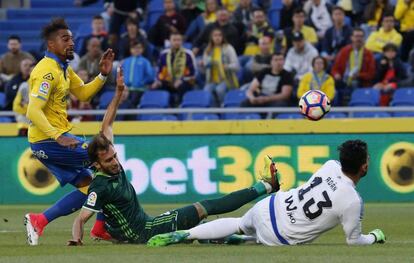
left=24, top=18, right=114, bottom=245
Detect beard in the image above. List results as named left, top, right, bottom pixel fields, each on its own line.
left=64, top=48, right=75, bottom=60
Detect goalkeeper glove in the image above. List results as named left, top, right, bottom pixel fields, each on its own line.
left=369, top=229, right=386, bottom=244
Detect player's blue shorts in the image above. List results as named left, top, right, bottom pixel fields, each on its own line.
left=30, top=133, right=92, bottom=186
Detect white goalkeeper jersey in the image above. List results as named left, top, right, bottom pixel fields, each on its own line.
left=272, top=160, right=375, bottom=245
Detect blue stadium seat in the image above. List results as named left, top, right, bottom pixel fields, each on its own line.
left=31, top=0, right=103, bottom=8
left=268, top=9, right=281, bottom=30
left=223, top=90, right=247, bottom=107
left=276, top=113, right=304, bottom=119
left=98, top=91, right=115, bottom=109
left=181, top=90, right=213, bottom=108
left=148, top=0, right=164, bottom=12
left=390, top=88, right=414, bottom=106
left=185, top=113, right=219, bottom=121
left=0, top=92, right=5, bottom=109
left=222, top=113, right=262, bottom=120
left=271, top=0, right=283, bottom=9
left=392, top=112, right=414, bottom=117
left=0, top=19, right=90, bottom=31
left=349, top=88, right=380, bottom=106
left=0, top=117, right=13, bottom=123
left=7, top=8, right=103, bottom=19
left=146, top=11, right=164, bottom=30
left=353, top=112, right=391, bottom=118
left=325, top=112, right=348, bottom=119
left=139, top=90, right=170, bottom=108
left=138, top=114, right=177, bottom=121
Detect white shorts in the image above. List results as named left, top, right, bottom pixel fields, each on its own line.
left=239, top=196, right=284, bottom=246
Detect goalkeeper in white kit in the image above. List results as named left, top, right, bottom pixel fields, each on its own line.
left=148, top=139, right=386, bottom=246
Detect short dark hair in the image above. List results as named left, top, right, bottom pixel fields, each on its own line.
left=332, top=6, right=345, bottom=14
left=312, top=56, right=327, bottom=69
left=88, top=132, right=113, bottom=164
left=130, top=40, right=144, bottom=48
left=352, top=27, right=365, bottom=36
left=293, top=8, right=305, bottom=16
left=169, top=31, right=183, bottom=38
left=271, top=52, right=284, bottom=59
left=8, top=35, right=21, bottom=42
left=383, top=43, right=398, bottom=52
left=126, top=17, right=139, bottom=26
left=252, top=7, right=265, bottom=14
left=338, top=140, right=368, bottom=175
left=41, top=17, right=69, bottom=40
left=93, top=15, right=103, bottom=20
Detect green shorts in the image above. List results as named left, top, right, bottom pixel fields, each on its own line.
left=139, top=205, right=200, bottom=243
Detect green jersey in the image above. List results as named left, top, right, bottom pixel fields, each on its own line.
left=83, top=167, right=150, bottom=243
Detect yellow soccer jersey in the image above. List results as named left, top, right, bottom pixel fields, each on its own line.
left=27, top=52, right=106, bottom=143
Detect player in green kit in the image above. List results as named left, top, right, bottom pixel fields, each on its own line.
left=68, top=67, right=280, bottom=245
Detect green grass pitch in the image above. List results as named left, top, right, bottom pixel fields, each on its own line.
left=0, top=203, right=413, bottom=263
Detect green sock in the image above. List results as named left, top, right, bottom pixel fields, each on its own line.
left=198, top=183, right=267, bottom=216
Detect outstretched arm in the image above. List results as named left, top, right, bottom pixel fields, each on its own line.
left=101, top=67, right=126, bottom=143
left=70, top=49, right=115, bottom=102
left=68, top=208, right=95, bottom=245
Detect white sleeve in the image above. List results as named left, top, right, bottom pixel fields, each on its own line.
left=340, top=198, right=375, bottom=245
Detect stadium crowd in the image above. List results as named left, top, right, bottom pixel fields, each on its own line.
left=1, top=0, right=414, bottom=128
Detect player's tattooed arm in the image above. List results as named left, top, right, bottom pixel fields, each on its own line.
left=101, top=66, right=126, bottom=143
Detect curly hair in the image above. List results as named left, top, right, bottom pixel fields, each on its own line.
left=41, top=17, right=69, bottom=40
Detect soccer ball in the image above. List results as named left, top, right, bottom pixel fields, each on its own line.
left=385, top=147, right=414, bottom=186
left=18, top=148, right=59, bottom=195
left=299, top=90, right=331, bottom=121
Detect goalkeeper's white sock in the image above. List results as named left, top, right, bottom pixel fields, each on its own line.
left=187, top=218, right=241, bottom=240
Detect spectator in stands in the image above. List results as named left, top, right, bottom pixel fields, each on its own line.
left=304, top=0, right=333, bottom=39
left=282, top=8, right=318, bottom=53
left=12, top=61, right=34, bottom=136
left=148, top=0, right=187, bottom=48
left=90, top=0, right=145, bottom=49
left=242, top=53, right=294, bottom=107
left=243, top=8, right=274, bottom=56
left=394, top=0, right=414, bottom=62
left=118, top=17, right=151, bottom=61
left=68, top=70, right=94, bottom=122
left=193, top=8, right=245, bottom=56
left=0, top=35, right=35, bottom=80
left=365, top=14, right=402, bottom=55
left=101, top=2, right=114, bottom=31
left=373, top=43, right=407, bottom=106
left=284, top=32, right=319, bottom=82
left=247, top=36, right=273, bottom=77
left=152, top=33, right=196, bottom=106
left=297, top=56, right=335, bottom=101
left=336, top=0, right=369, bottom=26
left=331, top=28, right=375, bottom=104
left=78, top=37, right=115, bottom=97
left=222, top=0, right=240, bottom=12
left=362, top=0, right=392, bottom=36
left=79, top=15, right=109, bottom=57
left=233, top=0, right=257, bottom=29
left=185, top=0, right=218, bottom=42
left=180, top=0, right=203, bottom=26
left=78, top=37, right=103, bottom=81
left=201, top=28, right=240, bottom=105
left=241, top=36, right=273, bottom=90
left=280, top=0, right=300, bottom=30
left=4, top=58, right=34, bottom=111
left=123, top=41, right=155, bottom=107
left=321, top=6, right=352, bottom=64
